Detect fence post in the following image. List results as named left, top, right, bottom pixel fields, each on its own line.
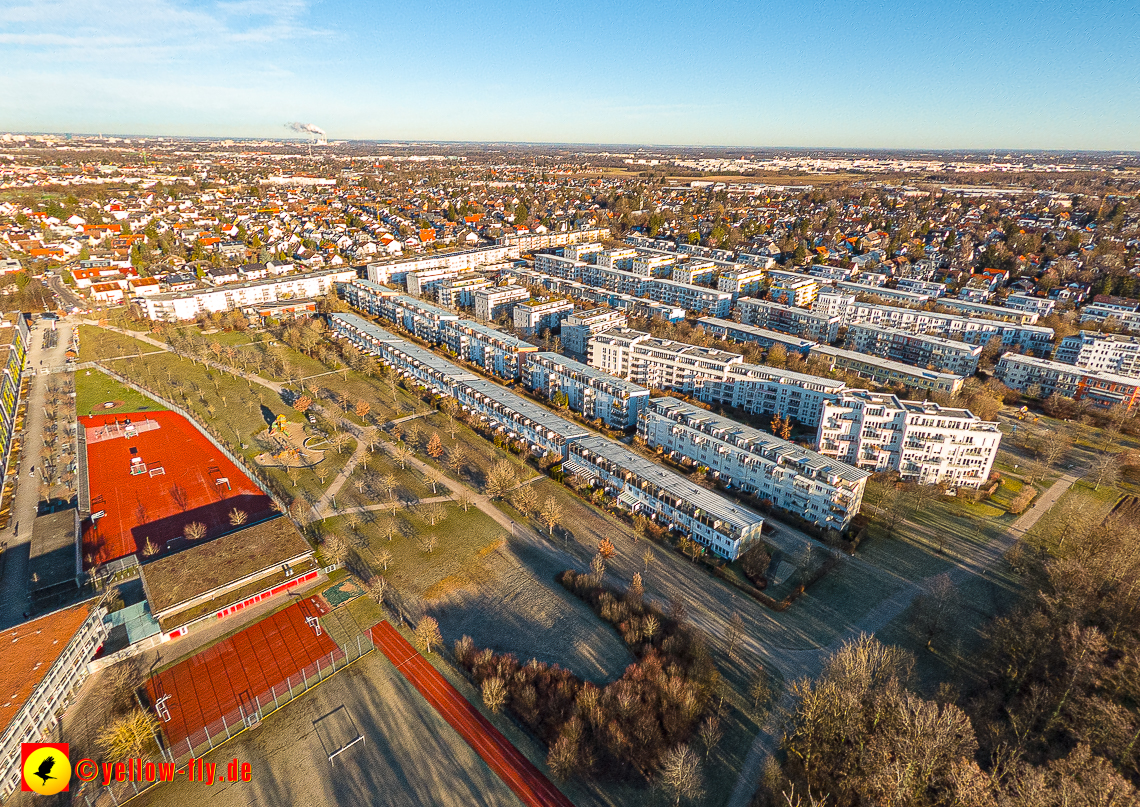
left=222, top=714, right=230, bottom=738
left=287, top=676, right=294, bottom=699
left=302, top=666, right=308, bottom=688
left=204, top=724, right=214, bottom=750
left=254, top=695, right=261, bottom=720
left=272, top=684, right=280, bottom=710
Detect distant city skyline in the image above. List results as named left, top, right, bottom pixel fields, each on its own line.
left=2, top=0, right=1138, bottom=151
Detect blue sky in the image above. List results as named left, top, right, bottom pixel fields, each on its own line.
left=1, top=0, right=1137, bottom=150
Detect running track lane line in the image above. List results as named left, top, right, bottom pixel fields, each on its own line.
left=369, top=621, right=574, bottom=807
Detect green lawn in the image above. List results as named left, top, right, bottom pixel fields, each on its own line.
left=75, top=369, right=167, bottom=417
left=78, top=324, right=157, bottom=362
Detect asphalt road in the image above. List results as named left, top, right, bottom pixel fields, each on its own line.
left=0, top=317, right=75, bottom=629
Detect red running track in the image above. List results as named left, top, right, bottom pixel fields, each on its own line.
left=369, top=621, right=574, bottom=807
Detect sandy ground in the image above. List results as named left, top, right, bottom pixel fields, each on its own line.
left=112, top=651, right=524, bottom=807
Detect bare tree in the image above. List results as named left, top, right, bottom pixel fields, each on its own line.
left=97, top=708, right=160, bottom=762
left=392, top=442, right=412, bottom=470
left=375, top=548, right=393, bottom=570
left=750, top=667, right=772, bottom=713
left=324, top=534, right=350, bottom=566
left=366, top=576, right=388, bottom=604
left=484, top=460, right=517, bottom=499
left=482, top=677, right=507, bottom=713
left=697, top=715, right=722, bottom=759
left=419, top=534, right=439, bottom=554
left=381, top=473, right=398, bottom=501
left=512, top=484, right=538, bottom=515
left=540, top=496, right=564, bottom=537
left=141, top=537, right=159, bottom=557
left=422, top=501, right=446, bottom=526
left=228, top=508, right=248, bottom=526
left=658, top=744, right=705, bottom=806
left=414, top=615, right=442, bottom=654
left=424, top=468, right=443, bottom=494
left=183, top=521, right=207, bottom=542
left=726, top=612, right=745, bottom=661
left=912, top=573, right=961, bottom=650
left=1090, top=452, right=1122, bottom=491
left=643, top=545, right=654, bottom=573
left=447, top=444, right=467, bottom=476
left=454, top=489, right=474, bottom=512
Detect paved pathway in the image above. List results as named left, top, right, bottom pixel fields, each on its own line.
left=0, top=319, right=75, bottom=629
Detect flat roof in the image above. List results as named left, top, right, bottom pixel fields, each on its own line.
left=998, top=352, right=1140, bottom=386
left=141, top=515, right=313, bottom=615
left=531, top=352, right=649, bottom=395
left=391, top=294, right=460, bottom=319
left=29, top=509, right=78, bottom=591
left=729, top=361, right=846, bottom=391
left=697, top=317, right=817, bottom=350
left=454, top=319, right=536, bottom=350
left=649, top=397, right=869, bottom=484
left=463, top=379, right=590, bottom=440
left=571, top=435, right=764, bottom=531
left=81, top=411, right=274, bottom=569
left=814, top=346, right=965, bottom=382
left=146, top=266, right=356, bottom=301
left=0, top=603, right=96, bottom=730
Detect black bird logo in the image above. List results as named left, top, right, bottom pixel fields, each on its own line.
left=33, top=754, right=57, bottom=785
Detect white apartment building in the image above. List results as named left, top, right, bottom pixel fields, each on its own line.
left=836, top=281, right=931, bottom=307
left=406, top=266, right=459, bottom=297
left=561, top=309, right=628, bottom=356
left=596, top=248, right=638, bottom=271
left=138, top=267, right=357, bottom=321
left=673, top=262, right=717, bottom=286
left=810, top=345, right=966, bottom=394
left=513, top=298, right=575, bottom=336
left=475, top=285, right=530, bottom=322
left=0, top=605, right=109, bottom=800
left=436, top=274, right=492, bottom=308
left=735, top=298, right=840, bottom=342
left=563, top=242, right=603, bottom=263
left=631, top=254, right=675, bottom=277
left=995, top=353, right=1140, bottom=410
left=534, top=253, right=584, bottom=280
left=380, top=294, right=460, bottom=343
left=769, top=276, right=820, bottom=307
left=1054, top=331, right=1140, bottom=377
left=497, top=227, right=609, bottom=252
left=815, top=391, right=1001, bottom=488
left=588, top=329, right=744, bottom=394
left=444, top=320, right=537, bottom=380
left=812, top=294, right=1054, bottom=355
left=640, top=398, right=868, bottom=531
left=696, top=317, right=817, bottom=357
left=717, top=266, right=767, bottom=297
left=367, top=244, right=518, bottom=285
left=523, top=352, right=650, bottom=429
left=1079, top=299, right=1140, bottom=330
left=1004, top=293, right=1056, bottom=318
left=649, top=278, right=733, bottom=317
left=845, top=324, right=983, bottom=376
left=896, top=278, right=948, bottom=297
left=697, top=362, right=845, bottom=427
left=934, top=298, right=1040, bottom=325
left=567, top=435, right=765, bottom=561
left=341, top=277, right=399, bottom=316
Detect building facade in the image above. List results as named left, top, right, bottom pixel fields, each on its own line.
left=995, top=353, right=1140, bottom=410
left=522, top=352, right=650, bottom=429
left=640, top=397, right=868, bottom=531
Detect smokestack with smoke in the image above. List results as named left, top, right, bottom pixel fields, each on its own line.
left=286, top=122, right=327, bottom=137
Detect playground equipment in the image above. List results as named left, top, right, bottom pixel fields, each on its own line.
left=270, top=414, right=289, bottom=436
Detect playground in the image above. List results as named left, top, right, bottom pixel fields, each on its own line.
left=253, top=415, right=327, bottom=469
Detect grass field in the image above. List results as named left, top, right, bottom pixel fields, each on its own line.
left=75, top=368, right=168, bottom=417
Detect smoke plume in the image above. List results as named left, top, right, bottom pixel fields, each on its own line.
left=286, top=122, right=327, bottom=136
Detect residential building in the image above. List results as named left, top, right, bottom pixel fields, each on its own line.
left=1003, top=293, right=1056, bottom=318
left=1053, top=331, right=1140, bottom=376
left=934, top=298, right=1040, bottom=325
left=513, top=298, right=575, bottom=336
left=406, top=266, right=459, bottom=297
left=380, top=295, right=460, bottom=343
left=138, top=267, right=357, bottom=321
left=995, top=353, right=1140, bottom=410
left=0, top=604, right=109, bottom=800
left=836, top=281, right=931, bottom=307
left=845, top=324, right=983, bottom=375
left=367, top=245, right=518, bottom=285
left=436, top=274, right=492, bottom=308
left=696, top=317, right=816, bottom=357
left=563, top=242, right=604, bottom=263
left=717, top=266, right=767, bottom=297
left=815, top=391, right=1001, bottom=487
left=534, top=252, right=584, bottom=280
left=340, top=277, right=399, bottom=316
left=474, top=285, right=530, bottom=323
left=734, top=298, right=840, bottom=342
left=588, top=330, right=744, bottom=394
left=768, top=275, right=819, bottom=307
left=523, top=352, right=650, bottom=429
left=810, top=345, right=966, bottom=394
left=567, top=435, right=765, bottom=561
left=631, top=254, right=675, bottom=277
left=456, top=378, right=590, bottom=458
left=596, top=248, right=638, bottom=271
left=497, top=227, right=609, bottom=252
left=561, top=309, right=627, bottom=356
left=445, top=320, right=537, bottom=380
left=648, top=278, right=733, bottom=317
left=700, top=362, right=844, bottom=427
left=896, top=278, right=948, bottom=297
left=640, top=398, right=868, bottom=531
left=673, top=262, right=716, bottom=286
left=0, top=316, right=30, bottom=514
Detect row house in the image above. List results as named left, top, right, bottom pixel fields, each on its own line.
left=444, top=320, right=537, bottom=380
left=640, top=397, right=868, bottom=531
left=567, top=435, right=765, bottom=561
left=522, top=352, right=650, bottom=429
left=995, top=353, right=1140, bottom=410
